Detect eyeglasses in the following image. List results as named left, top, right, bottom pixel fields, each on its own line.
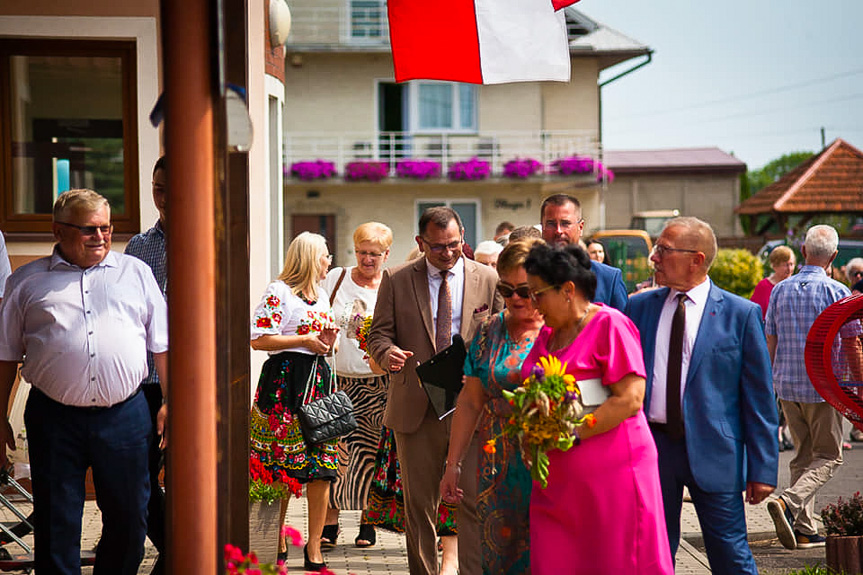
left=57, top=222, right=113, bottom=237
left=497, top=282, right=531, bottom=299
left=356, top=250, right=385, bottom=259
left=651, top=244, right=700, bottom=258
left=422, top=238, right=462, bottom=253
left=542, top=219, right=583, bottom=231
left=529, top=284, right=559, bottom=302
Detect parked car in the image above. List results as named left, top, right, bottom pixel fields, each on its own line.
left=591, top=229, right=653, bottom=293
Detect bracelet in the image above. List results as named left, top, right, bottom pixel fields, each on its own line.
left=445, top=460, right=462, bottom=471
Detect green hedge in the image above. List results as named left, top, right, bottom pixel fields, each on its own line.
left=710, top=249, right=763, bottom=298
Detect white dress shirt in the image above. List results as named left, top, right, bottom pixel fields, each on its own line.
left=0, top=249, right=168, bottom=407
left=648, top=278, right=710, bottom=423
left=427, top=256, right=465, bottom=345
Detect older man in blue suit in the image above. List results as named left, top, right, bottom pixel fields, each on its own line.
left=540, top=194, right=628, bottom=310
left=626, top=217, right=779, bottom=574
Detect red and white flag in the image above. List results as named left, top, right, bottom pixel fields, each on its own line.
left=388, top=0, right=581, bottom=85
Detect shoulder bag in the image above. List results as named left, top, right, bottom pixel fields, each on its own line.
left=297, top=356, right=357, bottom=445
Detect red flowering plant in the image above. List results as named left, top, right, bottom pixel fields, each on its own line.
left=395, top=159, right=441, bottom=179
left=249, top=453, right=302, bottom=504
left=551, top=156, right=614, bottom=183
left=821, top=492, right=863, bottom=536
left=225, top=526, right=337, bottom=574
left=288, top=160, right=337, bottom=181
left=494, top=355, right=597, bottom=488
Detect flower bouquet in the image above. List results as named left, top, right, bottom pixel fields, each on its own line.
left=249, top=454, right=303, bottom=504
left=354, top=314, right=373, bottom=359
left=499, top=355, right=597, bottom=488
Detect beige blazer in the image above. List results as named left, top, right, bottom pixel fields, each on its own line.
left=369, top=256, right=503, bottom=434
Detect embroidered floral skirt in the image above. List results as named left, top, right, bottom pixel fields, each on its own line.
left=361, top=425, right=457, bottom=536
left=250, top=351, right=338, bottom=483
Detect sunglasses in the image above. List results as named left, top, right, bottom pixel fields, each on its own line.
left=496, top=282, right=531, bottom=299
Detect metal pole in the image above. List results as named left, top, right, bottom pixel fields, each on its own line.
left=161, top=0, right=218, bottom=571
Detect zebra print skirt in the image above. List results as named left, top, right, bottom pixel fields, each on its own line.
left=329, top=373, right=389, bottom=510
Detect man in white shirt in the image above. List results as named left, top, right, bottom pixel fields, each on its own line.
left=0, top=189, right=168, bottom=575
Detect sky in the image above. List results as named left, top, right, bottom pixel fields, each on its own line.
left=581, top=0, right=863, bottom=171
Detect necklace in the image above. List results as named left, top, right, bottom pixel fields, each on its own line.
left=549, top=305, right=592, bottom=351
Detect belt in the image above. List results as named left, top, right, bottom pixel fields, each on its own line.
left=34, top=386, right=143, bottom=412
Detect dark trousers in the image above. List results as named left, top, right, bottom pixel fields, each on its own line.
left=652, top=428, right=757, bottom=575
left=25, top=387, right=151, bottom=575
left=143, top=384, right=166, bottom=575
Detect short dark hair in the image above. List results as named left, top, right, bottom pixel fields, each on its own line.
left=418, top=206, right=463, bottom=236
left=495, top=221, right=515, bottom=235
left=153, top=155, right=166, bottom=177
left=524, top=243, right=596, bottom=302
left=540, top=194, right=580, bottom=221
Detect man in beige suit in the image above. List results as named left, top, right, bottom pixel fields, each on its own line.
left=369, top=207, right=503, bottom=575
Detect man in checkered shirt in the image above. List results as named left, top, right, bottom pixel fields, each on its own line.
left=764, top=224, right=863, bottom=551
left=124, top=156, right=167, bottom=575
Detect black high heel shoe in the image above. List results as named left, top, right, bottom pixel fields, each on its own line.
left=321, top=523, right=340, bottom=550
left=304, top=545, right=327, bottom=572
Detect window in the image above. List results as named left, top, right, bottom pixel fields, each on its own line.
left=412, top=82, right=477, bottom=133
left=416, top=200, right=481, bottom=249
left=350, top=0, right=387, bottom=41
left=0, top=39, right=139, bottom=234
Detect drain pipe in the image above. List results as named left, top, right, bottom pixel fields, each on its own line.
left=596, top=52, right=653, bottom=229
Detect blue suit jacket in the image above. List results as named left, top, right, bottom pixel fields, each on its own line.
left=625, top=282, right=779, bottom=493
left=591, top=260, right=628, bottom=312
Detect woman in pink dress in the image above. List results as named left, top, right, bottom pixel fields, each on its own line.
left=522, top=243, right=673, bottom=575
left=750, top=245, right=796, bottom=320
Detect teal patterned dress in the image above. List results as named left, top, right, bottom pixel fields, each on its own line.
left=464, top=311, right=538, bottom=575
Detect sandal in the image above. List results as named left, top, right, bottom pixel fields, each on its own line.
left=321, top=523, right=340, bottom=550
left=355, top=523, right=376, bottom=548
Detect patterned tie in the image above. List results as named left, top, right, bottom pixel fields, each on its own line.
left=435, top=270, right=453, bottom=351
left=666, top=293, right=687, bottom=439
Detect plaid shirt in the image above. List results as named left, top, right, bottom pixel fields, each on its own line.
left=125, top=220, right=166, bottom=386
left=765, top=265, right=860, bottom=402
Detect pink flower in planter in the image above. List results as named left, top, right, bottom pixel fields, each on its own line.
left=396, top=159, right=441, bottom=179
left=289, top=160, right=336, bottom=181
left=503, top=158, right=543, bottom=179
left=345, top=160, right=390, bottom=182
left=448, top=157, right=491, bottom=181
left=552, top=156, right=614, bottom=183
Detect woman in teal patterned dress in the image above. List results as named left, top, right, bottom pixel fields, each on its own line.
left=440, top=237, right=544, bottom=574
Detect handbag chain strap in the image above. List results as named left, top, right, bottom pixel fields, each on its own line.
left=301, top=355, right=337, bottom=405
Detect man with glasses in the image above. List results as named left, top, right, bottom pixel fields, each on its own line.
left=368, top=207, right=502, bottom=575
left=0, top=188, right=168, bottom=575
left=539, top=194, right=627, bottom=310
left=626, top=217, right=778, bottom=573
left=124, top=156, right=168, bottom=574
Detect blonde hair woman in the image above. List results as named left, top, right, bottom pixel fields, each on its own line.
left=250, top=231, right=339, bottom=571
left=320, top=222, right=392, bottom=549
left=751, top=245, right=796, bottom=320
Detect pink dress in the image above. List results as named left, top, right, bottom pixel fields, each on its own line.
left=750, top=277, right=775, bottom=320
left=521, top=304, right=673, bottom=575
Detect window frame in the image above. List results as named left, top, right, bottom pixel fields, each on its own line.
left=408, top=81, right=478, bottom=135
left=0, top=38, right=140, bottom=235
left=347, top=0, right=388, bottom=43
left=414, top=198, right=482, bottom=249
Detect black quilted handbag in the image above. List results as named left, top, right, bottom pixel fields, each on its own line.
left=297, top=357, right=358, bottom=445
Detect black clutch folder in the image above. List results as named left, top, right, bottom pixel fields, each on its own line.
left=416, top=334, right=467, bottom=420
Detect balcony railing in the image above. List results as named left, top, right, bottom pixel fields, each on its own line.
left=284, top=130, right=602, bottom=181
left=287, top=4, right=390, bottom=49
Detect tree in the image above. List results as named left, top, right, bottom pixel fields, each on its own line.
left=740, top=151, right=814, bottom=234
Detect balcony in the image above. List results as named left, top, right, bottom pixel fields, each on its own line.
left=284, top=130, right=603, bottom=182
left=287, top=2, right=390, bottom=51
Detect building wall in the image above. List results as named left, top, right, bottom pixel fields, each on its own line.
left=283, top=53, right=600, bottom=134
left=283, top=180, right=600, bottom=262
left=604, top=173, right=742, bottom=237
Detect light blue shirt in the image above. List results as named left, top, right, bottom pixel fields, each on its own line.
left=0, top=249, right=168, bottom=407
left=765, top=265, right=861, bottom=402
left=0, top=232, right=11, bottom=296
